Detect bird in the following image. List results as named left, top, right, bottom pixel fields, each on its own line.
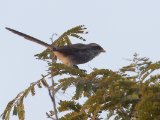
left=5, top=27, right=106, bottom=68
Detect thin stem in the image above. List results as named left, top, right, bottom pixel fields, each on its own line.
left=48, top=54, right=59, bottom=120
left=51, top=74, right=59, bottom=120
left=47, top=36, right=59, bottom=120
left=46, top=112, right=57, bottom=120
left=48, top=88, right=58, bottom=120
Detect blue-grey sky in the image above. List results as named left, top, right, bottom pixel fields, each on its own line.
left=1, top=0, right=160, bottom=120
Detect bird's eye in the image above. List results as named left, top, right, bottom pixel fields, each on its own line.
left=94, top=46, right=103, bottom=50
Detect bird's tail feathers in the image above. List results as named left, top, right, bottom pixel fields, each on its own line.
left=5, top=27, right=52, bottom=49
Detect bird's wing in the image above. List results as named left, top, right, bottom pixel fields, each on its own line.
left=5, top=27, right=51, bottom=48
left=54, top=43, right=88, bottom=56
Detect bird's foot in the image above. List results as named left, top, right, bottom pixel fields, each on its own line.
left=80, top=69, right=87, bottom=73
left=73, top=65, right=79, bottom=69
left=73, top=65, right=87, bottom=73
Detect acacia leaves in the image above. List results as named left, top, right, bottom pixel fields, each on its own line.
left=1, top=75, right=49, bottom=120
left=2, top=54, right=160, bottom=120
left=54, top=55, right=160, bottom=120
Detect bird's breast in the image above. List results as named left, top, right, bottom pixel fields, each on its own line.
left=53, top=51, right=72, bottom=66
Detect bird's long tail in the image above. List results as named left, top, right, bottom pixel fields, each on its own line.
left=5, top=27, right=52, bottom=49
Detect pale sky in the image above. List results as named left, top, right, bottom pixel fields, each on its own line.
left=1, top=0, right=160, bottom=120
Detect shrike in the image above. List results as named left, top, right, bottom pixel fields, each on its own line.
left=6, top=27, right=106, bottom=67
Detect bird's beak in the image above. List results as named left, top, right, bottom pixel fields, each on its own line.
left=101, top=49, right=106, bottom=52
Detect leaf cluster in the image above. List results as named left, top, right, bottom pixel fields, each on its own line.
left=1, top=75, right=49, bottom=120
left=53, top=54, right=160, bottom=120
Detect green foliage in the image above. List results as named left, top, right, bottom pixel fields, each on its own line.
left=58, top=100, right=81, bottom=112
left=52, top=53, right=160, bottom=120
left=2, top=25, right=160, bottom=120
left=1, top=76, right=49, bottom=120
left=135, top=84, right=160, bottom=120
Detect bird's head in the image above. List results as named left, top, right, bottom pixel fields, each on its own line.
left=88, top=43, right=106, bottom=53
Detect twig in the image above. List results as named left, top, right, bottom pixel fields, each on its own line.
left=47, top=47, right=59, bottom=120
left=46, top=112, right=56, bottom=120
left=48, top=85, right=58, bottom=120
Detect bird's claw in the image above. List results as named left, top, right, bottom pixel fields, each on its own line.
left=73, top=65, right=87, bottom=73
left=73, top=65, right=79, bottom=69
left=81, top=69, right=87, bottom=73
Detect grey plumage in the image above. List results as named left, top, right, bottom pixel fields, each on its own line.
left=55, top=43, right=105, bottom=65
left=5, top=27, right=105, bottom=67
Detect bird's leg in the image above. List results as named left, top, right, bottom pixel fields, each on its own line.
left=73, top=65, right=87, bottom=73
left=73, top=65, right=79, bottom=69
